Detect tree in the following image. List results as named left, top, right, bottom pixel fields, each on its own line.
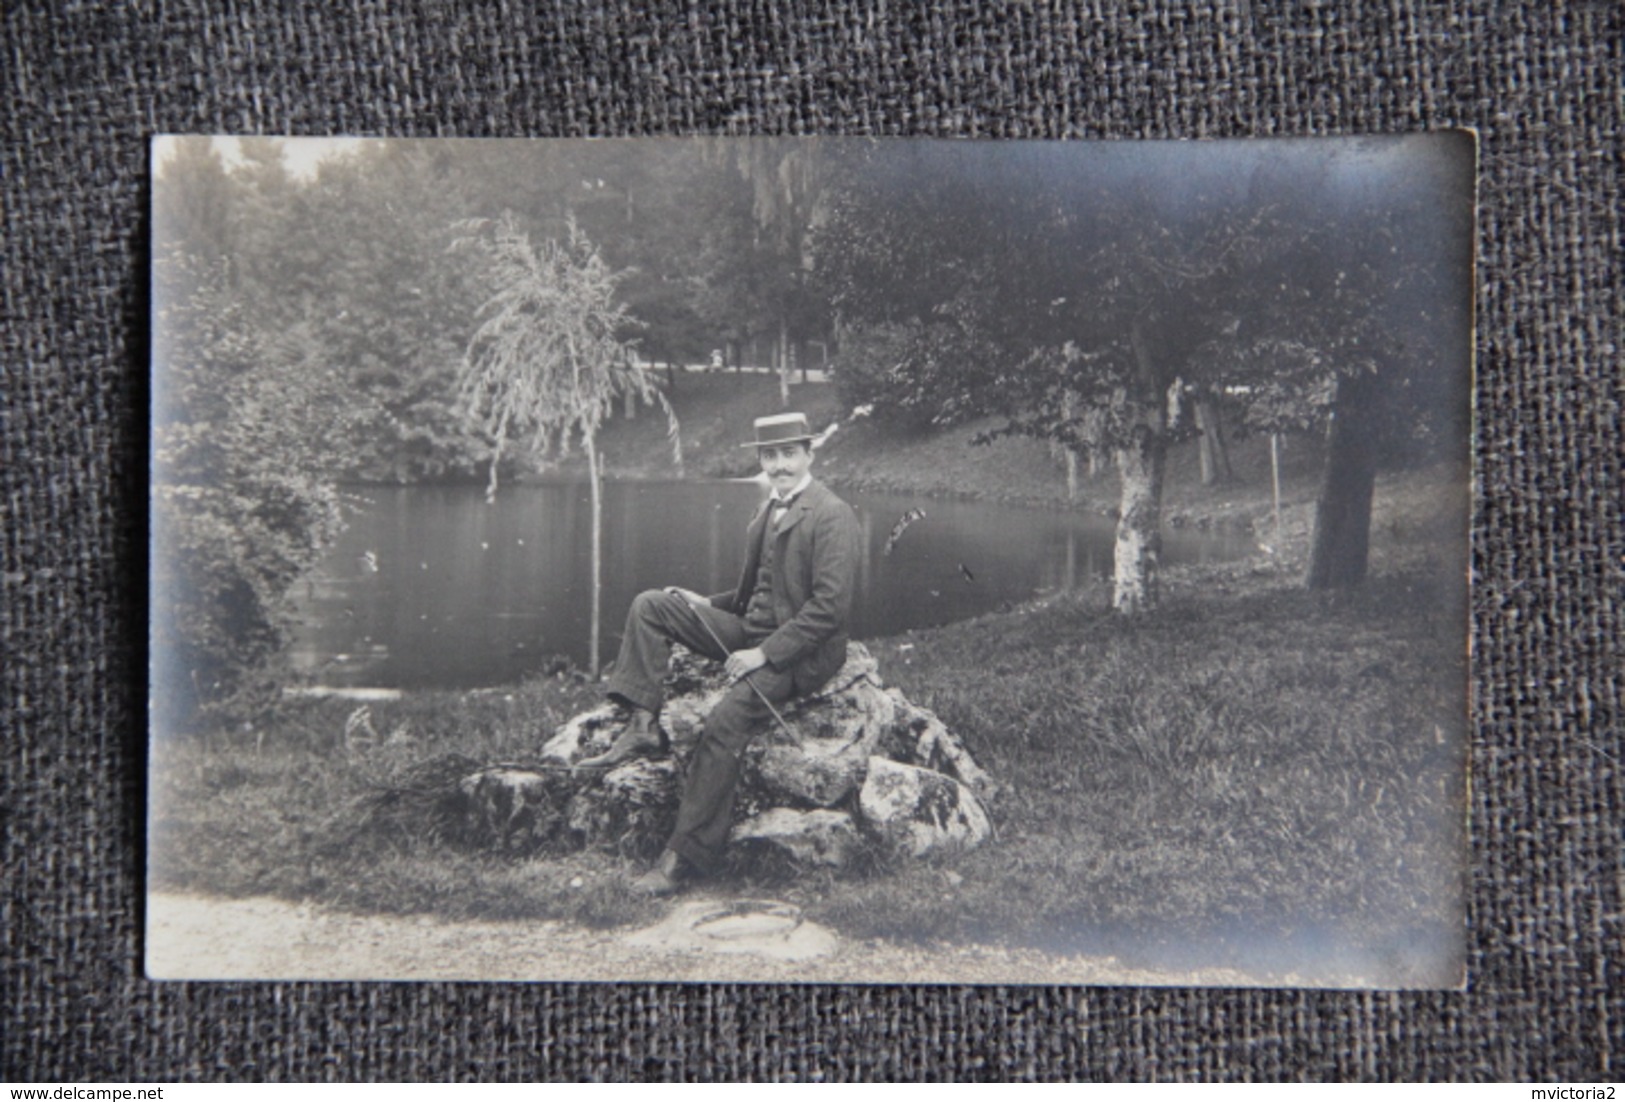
left=1298, top=137, right=1474, bottom=589
left=819, top=142, right=1293, bottom=612
left=1305, top=369, right=1381, bottom=587
left=154, top=137, right=490, bottom=485
left=1202, top=135, right=1473, bottom=589
left=713, top=139, right=838, bottom=404
left=152, top=137, right=234, bottom=273
left=150, top=251, right=356, bottom=732
left=818, top=138, right=1470, bottom=608
left=294, top=141, right=487, bottom=482
left=152, top=140, right=387, bottom=732
left=456, top=214, right=680, bottom=676
left=1192, top=392, right=1235, bottom=485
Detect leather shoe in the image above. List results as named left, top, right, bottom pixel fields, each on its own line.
left=575, top=711, right=667, bottom=771
left=630, top=849, right=687, bottom=896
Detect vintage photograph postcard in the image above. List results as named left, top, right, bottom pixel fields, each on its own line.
left=148, top=134, right=1474, bottom=987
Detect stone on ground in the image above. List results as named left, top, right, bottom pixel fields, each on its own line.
left=730, top=808, right=863, bottom=869
left=457, top=767, right=568, bottom=852
left=857, top=756, right=993, bottom=859
left=565, top=758, right=679, bottom=859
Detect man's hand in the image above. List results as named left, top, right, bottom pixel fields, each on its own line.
left=664, top=586, right=708, bottom=607
left=724, top=647, right=768, bottom=682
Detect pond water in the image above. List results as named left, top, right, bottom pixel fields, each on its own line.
left=289, top=480, right=1253, bottom=690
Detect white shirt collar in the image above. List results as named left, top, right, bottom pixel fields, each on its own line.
left=771, top=473, right=813, bottom=505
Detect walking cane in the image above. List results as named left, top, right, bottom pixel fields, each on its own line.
left=670, top=589, right=797, bottom=739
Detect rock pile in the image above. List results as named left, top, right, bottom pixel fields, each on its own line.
left=454, top=643, right=996, bottom=875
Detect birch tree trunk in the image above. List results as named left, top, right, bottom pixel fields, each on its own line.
left=1112, top=315, right=1168, bottom=615
left=1113, top=422, right=1167, bottom=614
left=485, top=440, right=502, bottom=505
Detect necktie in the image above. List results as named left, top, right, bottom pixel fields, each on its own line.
left=771, top=494, right=797, bottom=528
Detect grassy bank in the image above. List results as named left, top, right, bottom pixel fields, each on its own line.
left=150, top=458, right=1467, bottom=984
left=560, top=370, right=1331, bottom=540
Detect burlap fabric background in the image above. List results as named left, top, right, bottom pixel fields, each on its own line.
left=3, top=1, right=1620, bottom=1082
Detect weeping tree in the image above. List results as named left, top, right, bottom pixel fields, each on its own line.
left=456, top=213, right=680, bottom=676
left=713, top=139, right=836, bottom=404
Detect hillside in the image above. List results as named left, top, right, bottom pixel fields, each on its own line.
left=549, top=368, right=1332, bottom=536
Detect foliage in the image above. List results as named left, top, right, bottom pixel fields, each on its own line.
left=707, top=139, right=843, bottom=396
left=154, top=138, right=491, bottom=483
left=295, top=143, right=489, bottom=482
left=151, top=251, right=358, bottom=733
left=830, top=318, right=1001, bottom=432
left=820, top=139, right=1466, bottom=443
left=147, top=138, right=880, bottom=491
left=816, top=138, right=1472, bottom=603
left=687, top=166, right=784, bottom=356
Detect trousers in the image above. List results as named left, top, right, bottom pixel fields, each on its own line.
left=604, top=589, right=797, bottom=874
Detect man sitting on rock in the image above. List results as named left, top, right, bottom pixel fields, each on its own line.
left=578, top=412, right=862, bottom=895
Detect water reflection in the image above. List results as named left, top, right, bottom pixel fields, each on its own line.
left=290, top=481, right=1251, bottom=690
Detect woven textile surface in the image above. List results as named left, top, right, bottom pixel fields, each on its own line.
left=3, top=1, right=1620, bottom=1082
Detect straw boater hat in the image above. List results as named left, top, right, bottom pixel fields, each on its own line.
left=741, top=412, right=817, bottom=448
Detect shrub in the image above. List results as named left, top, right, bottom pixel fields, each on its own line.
left=831, top=319, right=996, bottom=432
left=151, top=253, right=356, bottom=734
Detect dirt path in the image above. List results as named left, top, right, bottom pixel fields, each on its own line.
left=146, top=892, right=1287, bottom=987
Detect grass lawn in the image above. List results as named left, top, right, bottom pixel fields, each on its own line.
left=843, top=556, right=1466, bottom=983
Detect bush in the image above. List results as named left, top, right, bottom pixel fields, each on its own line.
left=151, top=254, right=355, bottom=734
left=831, top=319, right=995, bottom=432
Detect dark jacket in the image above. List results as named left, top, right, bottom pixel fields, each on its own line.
left=710, top=478, right=862, bottom=696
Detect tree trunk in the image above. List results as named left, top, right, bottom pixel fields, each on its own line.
left=1060, top=391, right=1079, bottom=502
left=1194, top=398, right=1233, bottom=485
left=1306, top=371, right=1380, bottom=590
left=1113, top=423, right=1166, bottom=615
left=1085, top=405, right=1111, bottom=479
left=484, top=414, right=508, bottom=504
left=585, top=434, right=603, bottom=677
left=1196, top=403, right=1215, bottom=484
left=1270, top=433, right=1283, bottom=544
left=1113, top=315, right=1167, bottom=614
left=778, top=317, right=792, bottom=406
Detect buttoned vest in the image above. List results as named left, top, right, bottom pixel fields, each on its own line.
left=743, top=514, right=780, bottom=632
